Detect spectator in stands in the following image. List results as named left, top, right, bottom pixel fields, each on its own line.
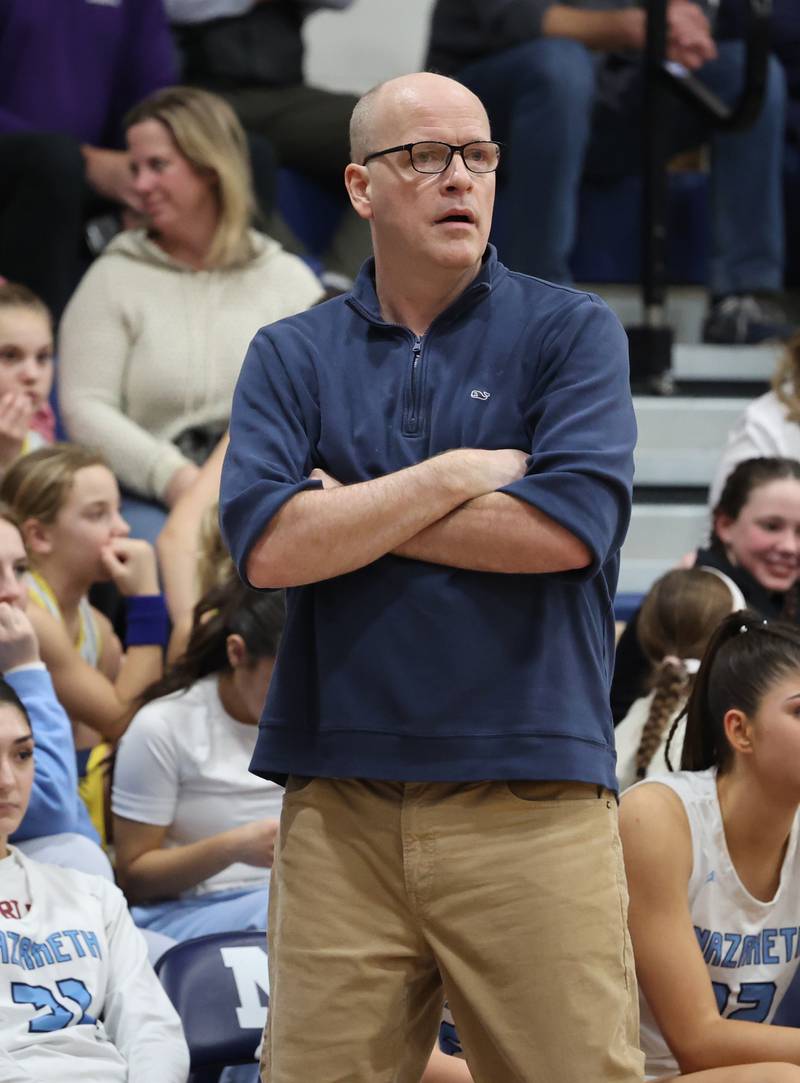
left=613, top=457, right=800, bottom=722
left=0, top=283, right=54, bottom=474
left=0, top=0, right=177, bottom=320
left=0, top=674, right=191, bottom=1082
left=620, top=613, right=800, bottom=1081
left=0, top=576, right=111, bottom=877
left=58, top=86, right=322, bottom=542
left=165, top=0, right=372, bottom=285
left=0, top=445, right=168, bottom=838
left=112, top=580, right=283, bottom=944
left=614, top=566, right=744, bottom=790
left=427, top=0, right=791, bottom=345
left=710, top=334, right=800, bottom=506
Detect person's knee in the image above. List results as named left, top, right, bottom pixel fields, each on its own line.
left=520, top=38, right=595, bottom=111
left=706, top=40, right=785, bottom=117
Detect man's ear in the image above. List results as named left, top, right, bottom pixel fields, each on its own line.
left=22, top=518, right=52, bottom=558
left=344, top=163, right=374, bottom=221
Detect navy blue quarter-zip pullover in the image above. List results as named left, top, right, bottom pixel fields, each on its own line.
left=220, top=247, right=636, bottom=791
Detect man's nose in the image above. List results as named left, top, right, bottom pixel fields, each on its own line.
left=441, top=151, right=474, bottom=189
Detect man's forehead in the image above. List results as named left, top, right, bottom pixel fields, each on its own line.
left=375, top=80, right=490, bottom=144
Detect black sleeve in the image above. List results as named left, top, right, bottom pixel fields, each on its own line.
left=610, top=607, right=651, bottom=725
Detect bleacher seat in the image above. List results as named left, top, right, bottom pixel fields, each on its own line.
left=156, top=930, right=268, bottom=1083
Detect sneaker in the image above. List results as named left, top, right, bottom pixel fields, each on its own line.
left=702, top=294, right=795, bottom=346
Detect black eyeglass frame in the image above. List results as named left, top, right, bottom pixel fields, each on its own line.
left=361, top=140, right=502, bottom=174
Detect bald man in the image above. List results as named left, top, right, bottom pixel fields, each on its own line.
left=221, top=73, right=643, bottom=1083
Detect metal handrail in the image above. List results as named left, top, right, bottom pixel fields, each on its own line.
left=660, top=0, right=773, bottom=131
left=630, top=0, right=773, bottom=390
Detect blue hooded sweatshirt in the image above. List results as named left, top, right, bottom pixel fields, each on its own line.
left=221, top=248, right=636, bottom=792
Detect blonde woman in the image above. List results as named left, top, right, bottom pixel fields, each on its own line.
left=59, top=86, right=323, bottom=540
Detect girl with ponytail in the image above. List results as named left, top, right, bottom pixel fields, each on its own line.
left=620, top=613, right=800, bottom=1082
left=111, top=577, right=285, bottom=947
left=615, top=567, right=744, bottom=790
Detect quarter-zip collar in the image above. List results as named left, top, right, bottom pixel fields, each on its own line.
left=346, top=244, right=501, bottom=331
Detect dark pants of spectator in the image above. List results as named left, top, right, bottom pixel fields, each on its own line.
left=209, top=82, right=356, bottom=186
left=203, top=82, right=372, bottom=279
left=0, top=132, right=87, bottom=320
left=0, top=130, right=277, bottom=321
left=456, top=40, right=786, bottom=294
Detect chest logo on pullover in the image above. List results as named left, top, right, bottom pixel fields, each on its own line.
left=470, top=389, right=491, bottom=401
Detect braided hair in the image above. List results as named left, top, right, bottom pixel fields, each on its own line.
left=634, top=568, right=734, bottom=780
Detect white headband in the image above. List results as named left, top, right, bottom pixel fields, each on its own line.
left=695, top=565, right=748, bottom=613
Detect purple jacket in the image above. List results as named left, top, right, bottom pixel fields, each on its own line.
left=0, top=0, right=177, bottom=146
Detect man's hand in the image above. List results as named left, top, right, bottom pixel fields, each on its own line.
left=100, top=538, right=160, bottom=597
left=0, top=603, right=40, bottom=672
left=543, top=1, right=715, bottom=68
left=0, top=393, right=34, bottom=469
left=81, top=146, right=142, bottom=211
left=665, top=0, right=717, bottom=69
left=445, top=448, right=529, bottom=495
left=309, top=467, right=343, bottom=489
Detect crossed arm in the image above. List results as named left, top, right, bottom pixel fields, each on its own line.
left=245, top=447, right=591, bottom=589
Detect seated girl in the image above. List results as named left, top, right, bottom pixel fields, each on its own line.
left=620, top=612, right=800, bottom=1082
left=613, top=456, right=800, bottom=723
left=112, top=579, right=284, bottom=943
left=1, top=445, right=168, bottom=837
left=0, top=281, right=55, bottom=473
left=615, top=567, right=744, bottom=790
left=0, top=676, right=190, bottom=1081
left=0, top=444, right=167, bottom=744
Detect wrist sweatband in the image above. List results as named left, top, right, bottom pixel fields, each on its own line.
left=125, top=594, right=169, bottom=648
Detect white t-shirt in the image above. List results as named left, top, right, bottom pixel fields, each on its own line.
left=0, top=846, right=189, bottom=1082
left=630, top=769, right=800, bottom=1079
left=614, top=692, right=687, bottom=791
left=112, top=676, right=283, bottom=897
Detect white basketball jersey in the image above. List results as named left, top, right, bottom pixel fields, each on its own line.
left=634, top=769, right=800, bottom=1078
left=0, top=846, right=188, bottom=1082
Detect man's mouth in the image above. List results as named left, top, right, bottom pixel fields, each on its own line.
left=436, top=211, right=475, bottom=225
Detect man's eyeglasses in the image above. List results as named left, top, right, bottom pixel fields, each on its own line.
left=362, top=141, right=501, bottom=175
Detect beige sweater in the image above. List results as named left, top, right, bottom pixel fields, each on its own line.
left=59, top=229, right=323, bottom=501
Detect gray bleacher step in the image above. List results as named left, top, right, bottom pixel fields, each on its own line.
left=672, top=342, right=779, bottom=383
left=633, top=396, right=743, bottom=487
left=585, top=283, right=782, bottom=384
left=619, top=503, right=708, bottom=595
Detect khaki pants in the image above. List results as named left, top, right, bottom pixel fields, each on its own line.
left=261, top=778, right=645, bottom=1083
